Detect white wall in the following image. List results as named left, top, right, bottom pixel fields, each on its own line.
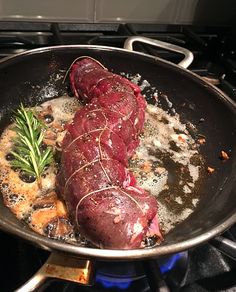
left=0, top=0, right=234, bottom=25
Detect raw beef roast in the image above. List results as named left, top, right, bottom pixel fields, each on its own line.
left=57, top=57, right=162, bottom=249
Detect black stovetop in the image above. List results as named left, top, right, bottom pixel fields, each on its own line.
left=0, top=21, right=236, bottom=100
left=0, top=21, right=235, bottom=292
left=1, top=228, right=236, bottom=292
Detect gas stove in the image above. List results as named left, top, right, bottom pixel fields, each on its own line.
left=0, top=21, right=236, bottom=292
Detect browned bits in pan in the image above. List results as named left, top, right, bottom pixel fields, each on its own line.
left=207, top=167, right=215, bottom=174
left=30, top=191, right=73, bottom=239
left=219, top=150, right=229, bottom=161
left=164, top=196, right=171, bottom=204
left=131, top=153, right=138, bottom=160
left=178, top=135, right=186, bottom=143
left=141, top=161, right=152, bottom=173
left=154, top=167, right=166, bottom=175
left=37, top=105, right=53, bottom=120
left=198, top=138, right=206, bottom=145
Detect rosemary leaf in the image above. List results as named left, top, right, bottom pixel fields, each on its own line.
left=10, top=104, right=53, bottom=185
left=10, top=151, right=31, bottom=166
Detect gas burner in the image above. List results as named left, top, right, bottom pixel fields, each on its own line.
left=40, top=252, right=188, bottom=292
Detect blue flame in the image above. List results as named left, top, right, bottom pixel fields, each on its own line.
left=96, top=274, right=132, bottom=289
left=96, top=253, right=184, bottom=289
left=159, top=253, right=183, bottom=274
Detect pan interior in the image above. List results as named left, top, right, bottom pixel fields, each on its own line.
left=0, top=46, right=235, bottom=258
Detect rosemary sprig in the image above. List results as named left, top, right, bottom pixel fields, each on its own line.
left=10, top=104, right=53, bottom=186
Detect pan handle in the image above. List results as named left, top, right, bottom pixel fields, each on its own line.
left=15, top=253, right=94, bottom=292
left=124, top=36, right=194, bottom=69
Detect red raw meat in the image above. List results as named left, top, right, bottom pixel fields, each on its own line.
left=57, top=57, right=162, bottom=249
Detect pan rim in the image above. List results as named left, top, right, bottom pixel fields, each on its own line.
left=1, top=211, right=236, bottom=259
left=0, top=44, right=235, bottom=259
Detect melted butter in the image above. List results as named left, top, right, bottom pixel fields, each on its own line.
left=0, top=95, right=204, bottom=239
left=0, top=96, right=80, bottom=238
left=131, top=104, right=204, bottom=233
left=37, top=96, right=80, bottom=123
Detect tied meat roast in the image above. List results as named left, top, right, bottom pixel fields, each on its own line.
left=57, top=57, right=162, bottom=249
